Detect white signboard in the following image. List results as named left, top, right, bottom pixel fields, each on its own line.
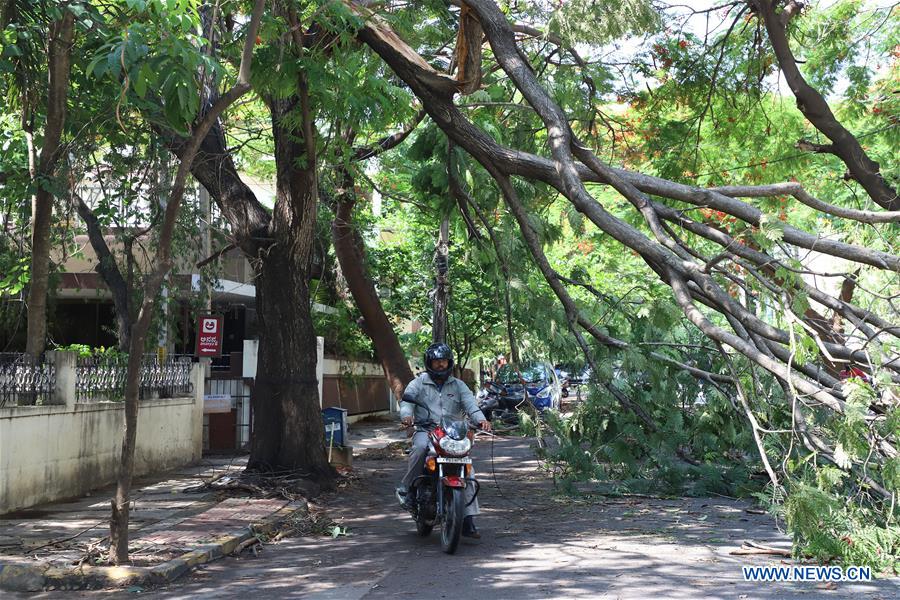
left=204, top=394, right=232, bottom=414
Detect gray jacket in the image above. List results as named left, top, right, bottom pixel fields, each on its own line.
left=400, top=373, right=485, bottom=428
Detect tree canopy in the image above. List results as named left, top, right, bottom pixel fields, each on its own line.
left=0, top=0, right=897, bottom=567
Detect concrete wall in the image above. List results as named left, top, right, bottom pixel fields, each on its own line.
left=0, top=365, right=204, bottom=514
left=321, top=358, right=394, bottom=417
left=239, top=339, right=395, bottom=422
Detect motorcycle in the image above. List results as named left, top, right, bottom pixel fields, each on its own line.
left=476, top=380, right=506, bottom=420
left=401, top=395, right=480, bottom=554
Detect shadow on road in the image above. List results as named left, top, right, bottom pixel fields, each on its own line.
left=36, top=436, right=896, bottom=600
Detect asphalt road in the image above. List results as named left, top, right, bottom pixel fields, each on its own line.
left=24, top=435, right=900, bottom=599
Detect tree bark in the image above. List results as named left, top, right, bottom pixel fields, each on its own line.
left=161, top=121, right=269, bottom=255
left=25, top=9, right=75, bottom=357
left=109, top=287, right=156, bottom=563
left=251, top=250, right=333, bottom=481
left=332, top=182, right=414, bottom=403
left=245, top=83, right=334, bottom=483
left=454, top=4, right=484, bottom=94
left=162, top=98, right=333, bottom=480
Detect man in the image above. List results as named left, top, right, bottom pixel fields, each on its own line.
left=396, top=342, right=492, bottom=538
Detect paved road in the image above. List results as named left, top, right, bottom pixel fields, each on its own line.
left=26, top=435, right=900, bottom=599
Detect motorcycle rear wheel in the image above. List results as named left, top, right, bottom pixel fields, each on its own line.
left=440, top=487, right=465, bottom=554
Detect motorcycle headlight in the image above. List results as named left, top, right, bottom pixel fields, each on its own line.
left=439, top=436, right=472, bottom=456
left=535, top=386, right=551, bottom=399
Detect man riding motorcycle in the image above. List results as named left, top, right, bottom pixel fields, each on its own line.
left=396, top=342, right=492, bottom=538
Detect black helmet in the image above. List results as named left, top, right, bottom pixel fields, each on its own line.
left=425, top=342, right=454, bottom=382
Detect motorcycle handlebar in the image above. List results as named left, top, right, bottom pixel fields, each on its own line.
left=407, top=418, right=479, bottom=431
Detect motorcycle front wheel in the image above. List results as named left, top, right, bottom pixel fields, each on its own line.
left=440, top=487, right=465, bottom=554
left=416, top=519, right=434, bottom=537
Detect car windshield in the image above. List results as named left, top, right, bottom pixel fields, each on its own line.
left=496, top=362, right=549, bottom=384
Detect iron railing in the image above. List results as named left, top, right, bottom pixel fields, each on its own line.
left=75, top=355, right=127, bottom=402
left=1, top=353, right=194, bottom=406
left=138, top=355, right=194, bottom=399
left=0, top=353, right=55, bottom=407
left=76, top=355, right=194, bottom=402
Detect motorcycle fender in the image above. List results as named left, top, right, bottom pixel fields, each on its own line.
left=441, top=475, right=465, bottom=488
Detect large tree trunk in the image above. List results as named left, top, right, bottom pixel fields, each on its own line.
left=25, top=10, right=75, bottom=357
left=250, top=250, right=334, bottom=482
left=246, top=87, right=334, bottom=483
left=163, top=115, right=333, bottom=481
left=332, top=188, right=414, bottom=402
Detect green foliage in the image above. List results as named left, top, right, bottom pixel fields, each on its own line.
left=55, top=343, right=125, bottom=360
left=0, top=0, right=896, bottom=570
left=313, top=307, right=373, bottom=361
left=784, top=484, right=900, bottom=572
left=545, top=0, right=660, bottom=46
left=534, top=359, right=762, bottom=499
left=0, top=255, right=28, bottom=295
left=86, top=0, right=213, bottom=132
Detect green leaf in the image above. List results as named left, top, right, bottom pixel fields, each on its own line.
left=790, top=290, right=809, bottom=315
left=758, top=213, right=785, bottom=243
left=133, top=67, right=148, bottom=98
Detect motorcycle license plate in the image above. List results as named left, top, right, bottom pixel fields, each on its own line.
left=437, top=457, right=472, bottom=464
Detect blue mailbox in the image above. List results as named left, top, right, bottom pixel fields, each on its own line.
left=322, top=407, right=348, bottom=447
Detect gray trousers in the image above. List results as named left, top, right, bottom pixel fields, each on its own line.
left=400, top=431, right=480, bottom=517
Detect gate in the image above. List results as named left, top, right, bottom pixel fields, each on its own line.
left=204, top=377, right=251, bottom=453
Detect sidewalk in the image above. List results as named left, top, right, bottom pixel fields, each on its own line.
left=0, top=421, right=405, bottom=592
left=346, top=416, right=408, bottom=452
left=0, top=455, right=303, bottom=592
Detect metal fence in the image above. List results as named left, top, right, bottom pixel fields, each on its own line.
left=75, top=355, right=127, bottom=402
left=1, top=352, right=194, bottom=407
left=76, top=355, right=194, bottom=402
left=0, top=353, right=55, bottom=407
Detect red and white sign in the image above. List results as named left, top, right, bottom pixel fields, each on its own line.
left=195, top=315, right=224, bottom=357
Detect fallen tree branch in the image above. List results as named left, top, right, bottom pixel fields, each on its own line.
left=730, top=541, right=792, bottom=557
left=232, top=537, right=262, bottom=556
left=752, top=0, right=898, bottom=210
left=711, top=182, right=900, bottom=224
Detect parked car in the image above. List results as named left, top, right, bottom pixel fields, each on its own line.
left=493, top=361, right=561, bottom=411
left=553, top=363, right=593, bottom=396
left=569, top=365, right=592, bottom=386
left=553, top=364, right=571, bottom=397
